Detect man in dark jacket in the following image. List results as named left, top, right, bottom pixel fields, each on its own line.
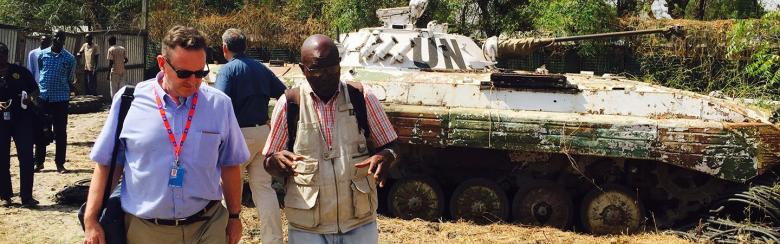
left=0, top=42, right=40, bottom=207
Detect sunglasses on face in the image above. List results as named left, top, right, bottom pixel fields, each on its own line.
left=300, top=64, right=339, bottom=78
left=165, top=58, right=210, bottom=79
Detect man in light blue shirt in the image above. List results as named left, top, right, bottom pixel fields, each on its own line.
left=83, top=26, right=249, bottom=244
left=25, top=35, right=51, bottom=83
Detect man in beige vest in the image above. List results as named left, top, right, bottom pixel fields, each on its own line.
left=263, top=34, right=398, bottom=243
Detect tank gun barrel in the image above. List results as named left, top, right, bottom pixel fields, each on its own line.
left=486, top=26, right=683, bottom=60
left=551, top=26, right=681, bottom=42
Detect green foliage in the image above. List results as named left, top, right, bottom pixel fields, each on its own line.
left=728, top=11, right=780, bottom=90
left=0, top=0, right=84, bottom=30
left=530, top=0, right=618, bottom=36
left=285, top=0, right=326, bottom=20
left=529, top=0, right=618, bottom=57
left=685, top=0, right=764, bottom=20
left=322, top=0, right=406, bottom=33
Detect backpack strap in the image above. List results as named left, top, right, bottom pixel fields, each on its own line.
left=101, top=85, right=135, bottom=204
left=285, top=88, right=300, bottom=152
left=345, top=81, right=371, bottom=150
left=285, top=82, right=371, bottom=152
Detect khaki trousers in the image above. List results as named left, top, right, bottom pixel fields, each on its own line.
left=109, top=72, right=125, bottom=98
left=124, top=203, right=228, bottom=244
left=240, top=125, right=283, bottom=244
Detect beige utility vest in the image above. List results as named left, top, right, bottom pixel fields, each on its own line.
left=284, top=82, right=378, bottom=234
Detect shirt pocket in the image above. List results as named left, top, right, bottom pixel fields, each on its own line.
left=196, top=131, right=222, bottom=167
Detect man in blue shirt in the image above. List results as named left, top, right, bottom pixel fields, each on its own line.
left=83, top=26, right=250, bottom=244
left=214, top=28, right=287, bottom=244
left=34, top=30, right=75, bottom=173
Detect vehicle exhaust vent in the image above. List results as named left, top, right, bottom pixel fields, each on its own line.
left=490, top=73, right=578, bottom=91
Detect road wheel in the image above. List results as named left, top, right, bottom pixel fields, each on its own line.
left=512, top=181, right=573, bottom=229
left=449, top=178, right=509, bottom=224
left=386, top=177, right=445, bottom=221
left=580, top=184, right=644, bottom=235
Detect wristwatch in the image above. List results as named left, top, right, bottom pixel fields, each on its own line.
left=383, top=148, right=398, bottom=160
left=228, top=212, right=240, bottom=219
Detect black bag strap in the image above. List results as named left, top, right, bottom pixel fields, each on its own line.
left=101, top=85, right=135, bottom=206
left=285, top=88, right=300, bottom=152
left=345, top=81, right=371, bottom=146
left=285, top=82, right=370, bottom=152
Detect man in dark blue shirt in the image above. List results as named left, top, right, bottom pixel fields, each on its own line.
left=214, top=28, right=286, bottom=244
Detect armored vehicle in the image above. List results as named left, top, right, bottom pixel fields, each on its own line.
left=209, top=0, right=780, bottom=235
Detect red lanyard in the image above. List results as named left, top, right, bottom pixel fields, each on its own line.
left=153, top=89, right=198, bottom=166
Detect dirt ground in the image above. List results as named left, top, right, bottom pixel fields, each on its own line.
left=0, top=110, right=693, bottom=243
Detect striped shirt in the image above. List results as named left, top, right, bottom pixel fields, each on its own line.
left=37, top=47, right=75, bottom=102
left=262, top=84, right=397, bottom=156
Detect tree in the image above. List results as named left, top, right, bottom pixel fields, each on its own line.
left=685, top=0, right=764, bottom=20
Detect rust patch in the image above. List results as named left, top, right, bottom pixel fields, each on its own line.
left=649, top=112, right=699, bottom=120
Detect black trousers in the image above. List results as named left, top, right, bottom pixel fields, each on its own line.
left=0, top=113, right=35, bottom=201
left=85, top=70, right=97, bottom=95
left=34, top=101, right=68, bottom=166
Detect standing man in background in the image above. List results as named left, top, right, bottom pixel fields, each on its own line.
left=215, top=28, right=287, bottom=244
left=26, top=35, right=51, bottom=83
left=77, top=33, right=99, bottom=95
left=34, top=30, right=74, bottom=174
left=107, top=36, right=128, bottom=97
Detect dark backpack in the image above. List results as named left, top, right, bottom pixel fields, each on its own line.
left=284, top=81, right=371, bottom=152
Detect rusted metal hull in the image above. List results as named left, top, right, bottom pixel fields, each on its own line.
left=206, top=63, right=780, bottom=183
left=384, top=104, right=780, bottom=182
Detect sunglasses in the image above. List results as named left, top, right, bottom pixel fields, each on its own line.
left=165, top=58, right=210, bottom=79
left=299, top=63, right=339, bottom=78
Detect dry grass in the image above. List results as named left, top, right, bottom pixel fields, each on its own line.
left=0, top=110, right=693, bottom=243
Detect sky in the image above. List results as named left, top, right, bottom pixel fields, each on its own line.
left=765, top=0, right=780, bottom=10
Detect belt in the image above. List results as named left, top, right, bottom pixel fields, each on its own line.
left=239, top=122, right=267, bottom=128
left=143, top=200, right=219, bottom=226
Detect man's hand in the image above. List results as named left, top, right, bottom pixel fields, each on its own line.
left=226, top=218, right=242, bottom=244
left=354, top=152, right=393, bottom=187
left=83, top=220, right=105, bottom=244
left=265, top=150, right=303, bottom=177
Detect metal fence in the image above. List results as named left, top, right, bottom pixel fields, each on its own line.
left=79, top=31, right=148, bottom=97
left=0, top=25, right=20, bottom=65
left=0, top=25, right=147, bottom=98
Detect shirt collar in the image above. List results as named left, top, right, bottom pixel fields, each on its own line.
left=308, top=82, right=342, bottom=104
left=155, top=71, right=195, bottom=107
left=229, top=53, right=246, bottom=62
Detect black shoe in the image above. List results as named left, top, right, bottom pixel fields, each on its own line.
left=34, top=164, right=44, bottom=173
left=21, top=199, right=39, bottom=208
left=56, top=165, right=68, bottom=174
left=1, top=197, right=11, bottom=207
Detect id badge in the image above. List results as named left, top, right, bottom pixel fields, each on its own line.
left=2, top=112, right=10, bottom=121
left=168, top=166, right=185, bottom=188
